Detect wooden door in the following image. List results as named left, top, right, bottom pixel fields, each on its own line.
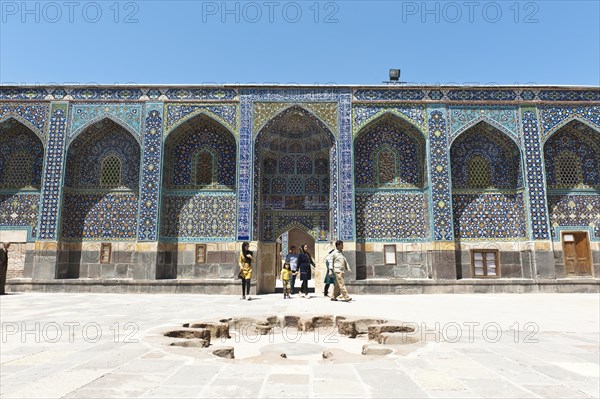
left=562, top=232, right=592, bottom=276
left=575, top=233, right=591, bottom=276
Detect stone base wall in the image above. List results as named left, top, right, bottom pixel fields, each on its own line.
left=157, top=242, right=238, bottom=280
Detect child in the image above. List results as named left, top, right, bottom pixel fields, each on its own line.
left=281, top=263, right=293, bottom=299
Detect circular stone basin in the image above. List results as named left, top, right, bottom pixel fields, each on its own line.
left=260, top=342, right=325, bottom=357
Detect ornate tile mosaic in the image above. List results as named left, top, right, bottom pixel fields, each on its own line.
left=544, top=122, right=600, bottom=189
left=261, top=211, right=329, bottom=242
left=355, top=193, right=429, bottom=241
left=61, top=193, right=138, bottom=240
left=0, top=103, right=48, bottom=139
left=547, top=194, right=600, bottom=240
left=138, top=103, right=163, bottom=241
left=539, top=106, right=600, bottom=142
left=0, top=88, right=49, bottom=100
left=165, top=103, right=237, bottom=135
left=354, top=117, right=426, bottom=189
left=164, top=116, right=236, bottom=189
left=521, top=108, right=550, bottom=240
left=164, top=88, right=237, bottom=101
left=427, top=108, right=454, bottom=241
left=38, top=103, right=68, bottom=240
left=450, top=124, right=523, bottom=190
left=160, top=193, right=236, bottom=240
left=0, top=194, right=40, bottom=238
left=238, top=89, right=353, bottom=242
left=352, top=104, right=426, bottom=135
left=449, top=106, right=519, bottom=143
left=452, top=193, right=527, bottom=239
left=71, top=88, right=143, bottom=101
left=69, top=104, right=142, bottom=144
left=65, top=120, right=141, bottom=189
left=0, top=120, right=44, bottom=189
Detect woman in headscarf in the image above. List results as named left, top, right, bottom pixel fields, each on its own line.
left=298, top=243, right=316, bottom=298
left=238, top=242, right=254, bottom=300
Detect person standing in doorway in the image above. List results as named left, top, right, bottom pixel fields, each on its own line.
left=285, top=246, right=299, bottom=295
left=238, top=242, right=254, bottom=300
left=0, top=243, right=9, bottom=295
left=298, top=243, right=316, bottom=298
left=331, top=240, right=352, bottom=302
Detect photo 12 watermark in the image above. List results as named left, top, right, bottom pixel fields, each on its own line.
left=1, top=322, right=140, bottom=344
left=1, top=1, right=140, bottom=23
left=200, top=1, right=340, bottom=24
left=400, top=1, right=540, bottom=24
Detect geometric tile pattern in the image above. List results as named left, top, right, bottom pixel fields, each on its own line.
left=164, top=116, right=236, bottom=189
left=356, top=193, right=429, bottom=241
left=69, top=104, right=142, bottom=144
left=354, top=118, right=425, bottom=188
left=165, top=103, right=238, bottom=135
left=352, top=104, right=426, bottom=135
left=254, top=106, right=333, bottom=241
left=3, top=86, right=598, bottom=103
left=539, top=106, right=600, bottom=142
left=64, top=120, right=141, bottom=189
left=452, top=193, right=527, bottom=239
left=450, top=123, right=522, bottom=190
left=544, top=122, right=600, bottom=189
left=160, top=193, right=236, bottom=240
left=261, top=211, right=329, bottom=242
left=449, top=106, right=519, bottom=143
left=0, top=103, right=48, bottom=139
left=427, top=108, right=454, bottom=241
left=237, top=89, right=353, bottom=242
left=0, top=120, right=44, bottom=189
left=60, top=193, right=138, bottom=240
left=0, top=194, right=40, bottom=238
left=521, top=108, right=550, bottom=240
left=38, top=103, right=68, bottom=240
left=253, top=102, right=338, bottom=134
left=137, top=103, right=164, bottom=241
left=547, top=194, right=600, bottom=240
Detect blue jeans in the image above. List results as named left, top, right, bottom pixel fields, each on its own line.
left=290, top=272, right=297, bottom=294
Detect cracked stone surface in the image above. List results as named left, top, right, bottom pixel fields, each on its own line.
left=1, top=293, right=598, bottom=398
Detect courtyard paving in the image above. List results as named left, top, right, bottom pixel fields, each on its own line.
left=0, top=292, right=599, bottom=398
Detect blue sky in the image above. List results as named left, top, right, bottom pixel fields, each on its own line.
left=1, top=0, right=599, bottom=85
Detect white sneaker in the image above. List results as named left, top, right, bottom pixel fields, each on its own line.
left=247, top=296, right=251, bottom=301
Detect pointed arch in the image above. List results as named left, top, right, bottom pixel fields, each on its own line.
left=543, top=115, right=600, bottom=144
left=163, top=113, right=237, bottom=190
left=275, top=221, right=315, bottom=242
left=450, top=120, right=524, bottom=190
left=0, top=118, right=45, bottom=189
left=0, top=115, right=45, bottom=143
left=354, top=111, right=426, bottom=142
left=165, top=110, right=238, bottom=143
left=354, top=112, right=427, bottom=189
left=450, top=115, right=519, bottom=147
left=64, top=118, right=141, bottom=190
left=68, top=115, right=142, bottom=147
left=255, top=104, right=337, bottom=140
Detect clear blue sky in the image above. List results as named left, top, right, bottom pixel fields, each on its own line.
left=1, top=0, right=599, bottom=86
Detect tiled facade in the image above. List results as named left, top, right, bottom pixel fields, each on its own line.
left=0, top=85, right=599, bottom=291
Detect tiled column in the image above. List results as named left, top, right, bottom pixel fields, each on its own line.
left=134, top=103, right=164, bottom=279
left=520, top=107, right=555, bottom=278
left=427, top=106, right=456, bottom=279
left=34, top=102, right=69, bottom=279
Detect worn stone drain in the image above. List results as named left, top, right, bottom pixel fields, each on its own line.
left=146, top=314, right=433, bottom=363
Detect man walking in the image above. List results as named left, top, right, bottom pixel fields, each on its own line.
left=330, top=240, right=352, bottom=302
left=285, top=246, right=299, bottom=295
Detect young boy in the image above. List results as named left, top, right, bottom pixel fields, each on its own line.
left=281, top=263, right=293, bottom=299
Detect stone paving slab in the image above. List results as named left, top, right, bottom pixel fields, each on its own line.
left=1, top=293, right=599, bottom=398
